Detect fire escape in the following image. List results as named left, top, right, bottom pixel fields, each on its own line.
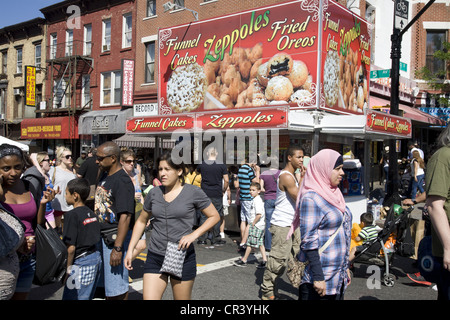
left=42, top=40, right=94, bottom=142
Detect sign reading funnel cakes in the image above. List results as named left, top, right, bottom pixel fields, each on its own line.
left=167, top=63, right=207, bottom=113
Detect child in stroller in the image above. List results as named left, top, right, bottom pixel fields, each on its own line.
left=350, top=205, right=414, bottom=287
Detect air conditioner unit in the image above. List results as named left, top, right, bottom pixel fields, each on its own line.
left=14, top=88, right=21, bottom=95
left=102, top=44, right=110, bottom=52
left=0, top=113, right=5, bottom=120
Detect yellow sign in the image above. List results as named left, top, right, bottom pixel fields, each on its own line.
left=25, top=66, right=36, bottom=107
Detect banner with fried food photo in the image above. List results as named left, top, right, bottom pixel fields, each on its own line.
left=158, top=0, right=370, bottom=115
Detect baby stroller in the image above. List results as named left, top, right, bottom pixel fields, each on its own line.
left=351, top=205, right=414, bottom=287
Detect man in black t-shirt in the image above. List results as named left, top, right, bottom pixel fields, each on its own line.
left=94, top=141, right=135, bottom=300
left=197, top=146, right=229, bottom=245
left=77, top=148, right=99, bottom=186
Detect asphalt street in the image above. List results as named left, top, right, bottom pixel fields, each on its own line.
left=27, top=228, right=437, bottom=301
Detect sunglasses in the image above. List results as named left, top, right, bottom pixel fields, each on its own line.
left=123, top=160, right=135, bottom=164
left=96, top=154, right=113, bottom=161
left=64, top=155, right=73, bottom=159
left=41, top=158, right=51, bottom=162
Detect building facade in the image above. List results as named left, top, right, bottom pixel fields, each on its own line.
left=0, top=18, right=46, bottom=144
left=38, top=0, right=137, bottom=154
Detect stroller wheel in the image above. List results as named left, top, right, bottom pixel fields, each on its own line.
left=383, top=273, right=395, bottom=287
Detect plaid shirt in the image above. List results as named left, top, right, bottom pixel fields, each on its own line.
left=298, top=191, right=352, bottom=295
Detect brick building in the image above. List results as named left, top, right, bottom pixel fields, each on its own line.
left=36, top=0, right=137, bottom=154
left=0, top=18, right=46, bottom=144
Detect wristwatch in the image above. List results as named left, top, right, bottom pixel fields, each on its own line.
left=113, top=246, right=123, bottom=252
left=413, top=200, right=417, bottom=205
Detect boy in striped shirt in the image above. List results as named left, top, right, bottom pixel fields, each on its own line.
left=349, top=212, right=378, bottom=261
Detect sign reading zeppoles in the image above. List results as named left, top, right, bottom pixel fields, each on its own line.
left=196, top=107, right=288, bottom=130
left=366, top=110, right=411, bottom=138
left=126, top=107, right=288, bottom=133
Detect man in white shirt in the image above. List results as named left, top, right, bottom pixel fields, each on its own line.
left=260, top=146, right=305, bottom=300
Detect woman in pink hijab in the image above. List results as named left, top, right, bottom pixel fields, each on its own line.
left=296, top=149, right=352, bottom=300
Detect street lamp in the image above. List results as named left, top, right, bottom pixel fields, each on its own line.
left=163, top=2, right=199, bottom=21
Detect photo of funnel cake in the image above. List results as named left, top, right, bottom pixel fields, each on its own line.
left=167, top=63, right=208, bottom=113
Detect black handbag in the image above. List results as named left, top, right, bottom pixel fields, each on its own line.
left=33, top=223, right=67, bottom=286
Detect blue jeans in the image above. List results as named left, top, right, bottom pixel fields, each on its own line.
left=63, top=251, right=101, bottom=300
left=435, top=257, right=450, bottom=300
left=15, top=254, right=36, bottom=293
left=198, top=197, right=223, bottom=243
left=411, top=174, right=425, bottom=201
left=97, top=231, right=131, bottom=298
left=264, top=199, right=276, bottom=251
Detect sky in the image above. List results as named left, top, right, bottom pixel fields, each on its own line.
left=0, top=0, right=62, bottom=29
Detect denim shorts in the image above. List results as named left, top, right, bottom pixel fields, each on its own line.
left=15, top=255, right=36, bottom=293
left=144, top=246, right=196, bottom=281
left=240, top=200, right=252, bottom=222
left=63, top=251, right=101, bottom=300
left=97, top=231, right=131, bottom=298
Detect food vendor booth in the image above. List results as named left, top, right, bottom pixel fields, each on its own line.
left=125, top=0, right=413, bottom=229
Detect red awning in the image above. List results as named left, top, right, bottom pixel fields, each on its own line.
left=369, top=96, right=445, bottom=126
left=21, top=116, right=79, bottom=139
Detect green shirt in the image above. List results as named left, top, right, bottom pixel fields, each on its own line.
left=425, top=146, right=450, bottom=257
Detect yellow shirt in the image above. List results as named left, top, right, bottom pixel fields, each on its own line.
left=350, top=222, right=363, bottom=250
left=186, top=172, right=201, bottom=187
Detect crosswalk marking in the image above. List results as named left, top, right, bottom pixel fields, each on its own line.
left=129, top=253, right=262, bottom=293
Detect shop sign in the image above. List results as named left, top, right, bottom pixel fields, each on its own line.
left=121, top=59, right=135, bottom=107
left=127, top=114, right=195, bottom=133
left=196, top=107, right=288, bottom=130
left=366, top=110, right=411, bottom=137
left=21, top=117, right=78, bottom=139
left=134, top=103, right=158, bottom=117
left=126, top=107, right=287, bottom=133
left=158, top=0, right=370, bottom=116
left=25, top=66, right=36, bottom=107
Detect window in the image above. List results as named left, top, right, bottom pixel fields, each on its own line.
left=122, top=13, right=132, bottom=48
left=1, top=51, right=7, bottom=74
left=66, top=30, right=73, bottom=56
left=101, top=71, right=121, bottom=105
left=102, top=19, right=111, bottom=52
left=50, top=33, right=57, bottom=59
left=53, top=79, right=67, bottom=108
left=82, top=75, right=91, bottom=108
left=147, top=0, right=156, bottom=17
left=35, top=43, right=41, bottom=68
left=174, top=0, right=185, bottom=8
left=426, top=30, right=447, bottom=75
left=16, top=47, right=22, bottom=74
left=84, top=24, right=92, bottom=56
left=145, top=41, right=155, bottom=83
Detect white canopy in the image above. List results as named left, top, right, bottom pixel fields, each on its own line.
left=0, top=136, right=29, bottom=152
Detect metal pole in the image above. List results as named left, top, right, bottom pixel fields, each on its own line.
left=386, top=0, right=435, bottom=201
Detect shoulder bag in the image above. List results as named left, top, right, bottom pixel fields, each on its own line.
left=159, top=190, right=186, bottom=278
left=287, top=218, right=344, bottom=288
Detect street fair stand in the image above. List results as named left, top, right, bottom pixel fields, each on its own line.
left=125, top=0, right=413, bottom=228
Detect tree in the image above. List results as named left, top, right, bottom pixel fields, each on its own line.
left=415, top=41, right=450, bottom=107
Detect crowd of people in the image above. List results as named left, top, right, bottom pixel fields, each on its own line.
left=1, top=126, right=450, bottom=301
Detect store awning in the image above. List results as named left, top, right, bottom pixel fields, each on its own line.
left=21, top=116, right=78, bottom=139
left=113, top=134, right=175, bottom=149
left=79, top=108, right=133, bottom=135
left=369, top=96, right=445, bottom=126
